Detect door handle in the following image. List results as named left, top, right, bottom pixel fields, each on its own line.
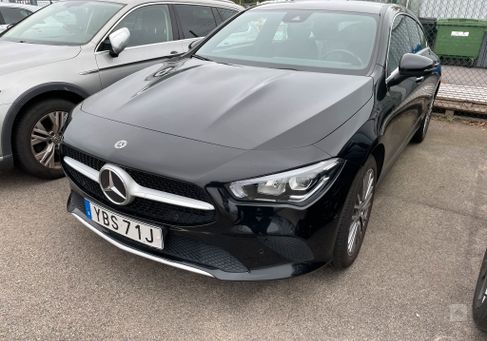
left=170, top=51, right=180, bottom=55
left=416, top=76, right=425, bottom=83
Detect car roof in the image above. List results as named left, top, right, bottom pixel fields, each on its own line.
left=60, top=0, right=241, bottom=8
left=256, top=0, right=396, bottom=15
left=0, top=2, right=38, bottom=11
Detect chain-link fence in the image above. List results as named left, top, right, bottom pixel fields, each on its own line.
left=367, top=0, right=487, bottom=114
left=419, top=0, right=487, bottom=114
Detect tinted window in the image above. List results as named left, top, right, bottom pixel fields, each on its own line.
left=174, top=5, right=217, bottom=38
left=217, top=8, right=237, bottom=22
left=387, top=15, right=411, bottom=75
left=405, top=16, right=422, bottom=53
left=0, top=7, right=31, bottom=24
left=113, top=5, right=173, bottom=48
left=1, top=1, right=122, bottom=45
left=416, top=22, right=428, bottom=49
left=197, top=9, right=378, bottom=74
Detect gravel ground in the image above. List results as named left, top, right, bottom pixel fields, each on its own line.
left=1, top=119, right=487, bottom=340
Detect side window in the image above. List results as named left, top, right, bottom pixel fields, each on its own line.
left=217, top=8, right=237, bottom=22
left=174, top=5, right=217, bottom=39
left=387, top=15, right=411, bottom=75
left=405, top=17, right=422, bottom=53
left=416, top=22, right=428, bottom=49
left=0, top=7, right=31, bottom=25
left=112, top=5, right=173, bottom=48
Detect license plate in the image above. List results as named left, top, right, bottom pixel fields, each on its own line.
left=84, top=199, right=163, bottom=250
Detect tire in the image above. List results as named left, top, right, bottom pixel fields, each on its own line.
left=333, top=156, right=378, bottom=268
left=411, top=97, right=434, bottom=144
left=473, top=249, right=487, bottom=332
left=13, top=99, right=74, bottom=179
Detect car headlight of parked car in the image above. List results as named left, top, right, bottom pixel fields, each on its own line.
left=227, top=158, right=344, bottom=204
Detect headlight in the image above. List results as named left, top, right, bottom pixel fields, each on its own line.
left=227, top=158, right=344, bottom=204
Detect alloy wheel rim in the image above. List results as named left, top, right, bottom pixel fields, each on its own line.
left=347, top=168, right=375, bottom=256
left=30, top=111, right=69, bottom=170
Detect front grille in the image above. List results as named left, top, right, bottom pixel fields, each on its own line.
left=62, top=145, right=216, bottom=226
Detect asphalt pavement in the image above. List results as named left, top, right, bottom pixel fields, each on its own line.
left=1, top=119, right=487, bottom=340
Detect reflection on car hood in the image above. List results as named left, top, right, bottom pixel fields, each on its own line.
left=0, top=40, right=81, bottom=75
left=81, top=58, right=373, bottom=150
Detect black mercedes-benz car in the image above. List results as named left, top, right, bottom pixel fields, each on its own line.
left=61, top=1, right=441, bottom=280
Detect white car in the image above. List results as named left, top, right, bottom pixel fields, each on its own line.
left=0, top=2, right=38, bottom=33
left=0, top=0, right=242, bottom=178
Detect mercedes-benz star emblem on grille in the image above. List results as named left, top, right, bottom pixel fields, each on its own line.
left=114, top=140, right=127, bottom=149
left=99, top=165, right=133, bottom=206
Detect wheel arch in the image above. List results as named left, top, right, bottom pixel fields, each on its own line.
left=2, top=83, right=88, bottom=158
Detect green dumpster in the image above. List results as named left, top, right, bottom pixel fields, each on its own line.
left=434, top=19, right=487, bottom=66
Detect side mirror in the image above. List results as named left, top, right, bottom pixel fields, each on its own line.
left=108, top=27, right=130, bottom=57
left=188, top=37, right=204, bottom=50
left=399, top=53, right=435, bottom=77
left=387, top=53, right=435, bottom=86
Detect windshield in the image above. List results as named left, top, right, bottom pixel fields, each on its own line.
left=196, top=9, right=378, bottom=74
left=1, top=1, right=123, bottom=46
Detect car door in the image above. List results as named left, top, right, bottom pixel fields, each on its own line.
left=380, top=14, right=424, bottom=167
left=95, top=4, right=186, bottom=88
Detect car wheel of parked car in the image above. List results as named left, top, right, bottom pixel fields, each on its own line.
left=411, top=98, right=434, bottom=143
left=14, top=99, right=73, bottom=179
left=333, top=156, right=377, bottom=268
left=473, top=249, right=487, bottom=332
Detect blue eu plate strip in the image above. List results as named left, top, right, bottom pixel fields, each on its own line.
left=84, top=199, right=92, bottom=220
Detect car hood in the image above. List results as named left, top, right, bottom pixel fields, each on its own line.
left=0, top=40, right=81, bottom=75
left=64, top=108, right=332, bottom=183
left=81, top=58, right=373, bottom=150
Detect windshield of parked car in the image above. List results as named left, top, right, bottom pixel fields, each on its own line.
left=1, top=1, right=123, bottom=46
left=195, top=8, right=378, bottom=74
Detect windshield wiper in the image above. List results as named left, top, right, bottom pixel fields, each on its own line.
left=275, top=66, right=299, bottom=71
left=192, top=54, right=212, bottom=62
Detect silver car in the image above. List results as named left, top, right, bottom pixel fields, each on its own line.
left=0, top=0, right=241, bottom=178
left=0, top=2, right=38, bottom=33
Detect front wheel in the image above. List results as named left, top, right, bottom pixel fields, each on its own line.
left=333, top=156, right=377, bottom=268
left=14, top=99, right=73, bottom=179
left=473, top=249, right=487, bottom=332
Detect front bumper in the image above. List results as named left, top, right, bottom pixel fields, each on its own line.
left=66, top=157, right=357, bottom=281
left=61, top=121, right=359, bottom=281
left=67, top=191, right=326, bottom=281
